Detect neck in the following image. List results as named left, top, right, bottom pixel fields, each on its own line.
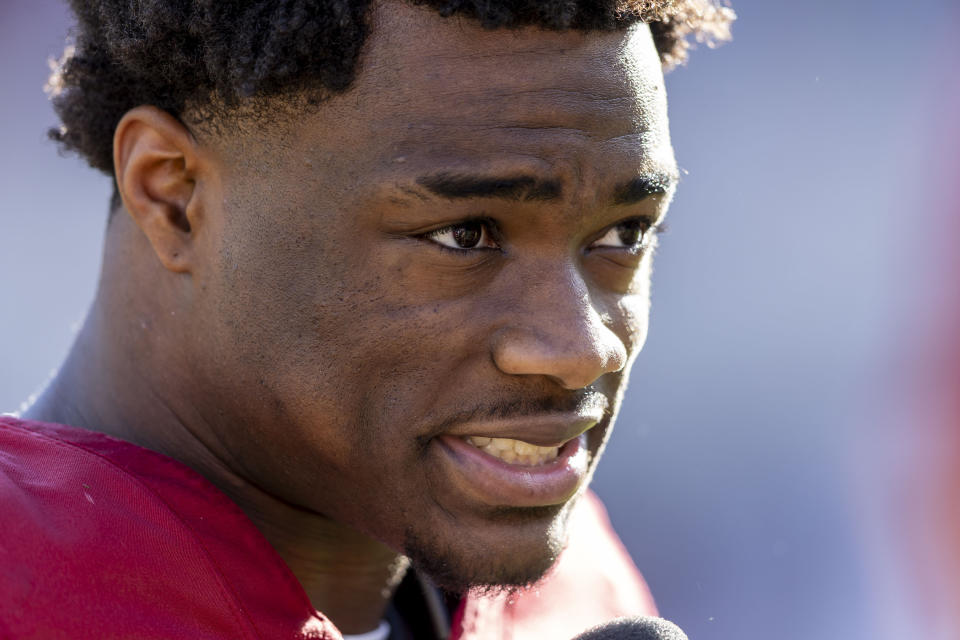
left=25, top=263, right=405, bottom=634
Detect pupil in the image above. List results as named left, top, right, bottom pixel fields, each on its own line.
left=453, top=222, right=482, bottom=248
left=617, top=221, right=644, bottom=246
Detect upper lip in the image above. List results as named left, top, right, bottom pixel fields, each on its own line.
left=440, top=412, right=602, bottom=448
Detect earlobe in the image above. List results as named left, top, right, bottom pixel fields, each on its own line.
left=113, top=106, right=203, bottom=273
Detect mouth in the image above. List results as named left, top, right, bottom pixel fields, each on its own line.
left=462, top=436, right=561, bottom=466
left=431, top=414, right=598, bottom=509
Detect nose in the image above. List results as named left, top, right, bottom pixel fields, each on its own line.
left=490, top=268, right=628, bottom=390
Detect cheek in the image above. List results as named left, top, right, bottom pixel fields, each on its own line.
left=189, top=207, right=388, bottom=460
left=619, top=293, right=651, bottom=353
left=613, top=260, right=653, bottom=357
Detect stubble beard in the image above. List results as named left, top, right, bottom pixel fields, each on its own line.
left=400, top=499, right=578, bottom=597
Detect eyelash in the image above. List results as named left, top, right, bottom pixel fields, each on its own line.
left=421, top=217, right=501, bottom=253
left=418, top=217, right=665, bottom=254
left=591, top=217, right=664, bottom=251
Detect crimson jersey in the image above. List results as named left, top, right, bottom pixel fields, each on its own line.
left=0, top=417, right=655, bottom=639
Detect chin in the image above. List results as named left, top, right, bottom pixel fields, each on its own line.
left=401, top=502, right=575, bottom=595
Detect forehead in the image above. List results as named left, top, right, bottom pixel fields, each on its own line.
left=231, top=1, right=675, bottom=200
left=361, top=2, right=663, bottom=114
left=351, top=1, right=671, bottom=152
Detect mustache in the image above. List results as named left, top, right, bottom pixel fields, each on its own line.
left=425, top=391, right=611, bottom=437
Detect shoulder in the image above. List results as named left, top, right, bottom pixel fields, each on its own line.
left=0, top=416, right=338, bottom=639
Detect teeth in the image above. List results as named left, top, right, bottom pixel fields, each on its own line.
left=466, top=436, right=561, bottom=466
left=515, top=441, right=535, bottom=456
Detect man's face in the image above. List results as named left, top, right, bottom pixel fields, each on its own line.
left=186, top=1, right=675, bottom=591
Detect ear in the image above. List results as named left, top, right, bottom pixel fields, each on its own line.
left=113, top=106, right=206, bottom=273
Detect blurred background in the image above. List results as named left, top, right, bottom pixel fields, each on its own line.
left=2, top=1, right=958, bottom=638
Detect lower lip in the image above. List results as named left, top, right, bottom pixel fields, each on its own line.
left=433, top=433, right=589, bottom=508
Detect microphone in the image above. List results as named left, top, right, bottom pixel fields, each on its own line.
left=572, top=616, right=689, bottom=640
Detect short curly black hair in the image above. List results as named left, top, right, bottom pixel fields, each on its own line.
left=47, top=0, right=734, bottom=177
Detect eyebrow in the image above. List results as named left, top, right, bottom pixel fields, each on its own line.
left=611, top=173, right=676, bottom=205
left=415, top=171, right=676, bottom=205
left=415, top=173, right=563, bottom=202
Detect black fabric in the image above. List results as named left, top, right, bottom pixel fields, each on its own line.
left=386, top=571, right=455, bottom=640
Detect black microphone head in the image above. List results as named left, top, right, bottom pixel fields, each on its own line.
left=572, top=616, right=689, bottom=640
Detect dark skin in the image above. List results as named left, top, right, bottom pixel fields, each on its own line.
left=27, top=0, right=676, bottom=633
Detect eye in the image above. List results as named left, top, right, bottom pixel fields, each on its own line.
left=590, top=218, right=652, bottom=251
left=424, top=220, right=499, bottom=251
